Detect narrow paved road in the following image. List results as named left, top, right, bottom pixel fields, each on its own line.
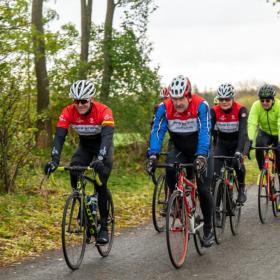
left=1, top=186, right=280, bottom=280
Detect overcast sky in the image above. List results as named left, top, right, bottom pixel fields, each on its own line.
left=50, top=0, right=280, bottom=91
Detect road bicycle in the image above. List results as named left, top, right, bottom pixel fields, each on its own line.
left=213, top=156, right=243, bottom=244
left=252, top=147, right=280, bottom=223
left=58, top=166, right=114, bottom=270
left=150, top=152, right=169, bottom=233
left=156, top=162, right=205, bottom=269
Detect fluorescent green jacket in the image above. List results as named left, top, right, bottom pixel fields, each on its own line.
left=248, top=99, right=280, bottom=141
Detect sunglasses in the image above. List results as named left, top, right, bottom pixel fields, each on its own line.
left=219, top=98, right=231, bottom=102
left=260, top=98, right=272, bottom=103
left=73, top=99, right=90, bottom=105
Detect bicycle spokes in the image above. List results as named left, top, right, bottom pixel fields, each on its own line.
left=229, top=179, right=241, bottom=235
left=272, top=174, right=280, bottom=217
left=213, top=179, right=227, bottom=244
left=96, top=189, right=115, bottom=257
left=152, top=173, right=167, bottom=232
left=62, top=194, right=86, bottom=270
left=166, top=191, right=189, bottom=268
left=258, top=170, right=269, bottom=224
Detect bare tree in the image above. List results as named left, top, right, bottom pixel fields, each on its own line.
left=100, top=0, right=118, bottom=101
left=79, top=0, right=93, bottom=79
left=31, top=0, right=52, bottom=148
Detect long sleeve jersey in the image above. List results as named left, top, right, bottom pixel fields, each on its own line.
left=248, top=99, right=280, bottom=141
left=211, top=101, right=248, bottom=152
left=148, top=94, right=211, bottom=157
left=51, top=101, right=115, bottom=162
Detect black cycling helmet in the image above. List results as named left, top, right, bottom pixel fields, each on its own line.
left=258, top=84, right=276, bottom=99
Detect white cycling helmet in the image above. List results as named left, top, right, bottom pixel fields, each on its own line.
left=159, top=87, right=170, bottom=99
left=216, top=83, right=235, bottom=99
left=169, top=75, right=192, bottom=98
left=69, top=80, right=96, bottom=100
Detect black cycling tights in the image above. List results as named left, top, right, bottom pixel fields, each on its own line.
left=256, top=130, right=280, bottom=171
left=165, top=146, right=213, bottom=231
left=70, top=144, right=113, bottom=218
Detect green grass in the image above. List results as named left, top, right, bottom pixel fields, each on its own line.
left=244, top=153, right=261, bottom=186
left=114, top=133, right=145, bottom=147
left=0, top=147, right=261, bottom=267
left=0, top=168, right=153, bottom=267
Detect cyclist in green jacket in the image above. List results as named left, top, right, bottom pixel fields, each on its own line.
left=247, top=84, right=280, bottom=173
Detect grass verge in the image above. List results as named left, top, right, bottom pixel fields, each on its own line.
left=0, top=152, right=261, bottom=267
left=0, top=168, right=153, bottom=267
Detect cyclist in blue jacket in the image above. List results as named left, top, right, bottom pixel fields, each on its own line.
left=146, top=75, right=214, bottom=247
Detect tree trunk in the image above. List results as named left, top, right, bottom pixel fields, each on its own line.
left=100, top=0, right=116, bottom=101
left=79, top=0, right=93, bottom=79
left=31, top=0, right=52, bottom=148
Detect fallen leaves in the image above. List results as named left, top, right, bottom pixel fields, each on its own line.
left=0, top=171, right=154, bottom=267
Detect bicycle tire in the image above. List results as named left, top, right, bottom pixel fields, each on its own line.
left=258, top=169, right=269, bottom=224
left=193, top=194, right=205, bottom=256
left=272, top=174, right=280, bottom=217
left=152, top=173, right=167, bottom=233
left=166, top=190, right=188, bottom=269
left=62, top=193, right=86, bottom=270
left=213, top=179, right=227, bottom=244
left=229, top=177, right=241, bottom=235
left=97, top=189, right=115, bottom=257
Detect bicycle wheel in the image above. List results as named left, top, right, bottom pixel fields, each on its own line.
left=166, top=190, right=188, bottom=269
left=272, top=174, right=280, bottom=217
left=97, top=189, right=115, bottom=257
left=193, top=194, right=206, bottom=256
left=229, top=177, right=241, bottom=235
left=258, top=169, right=269, bottom=224
left=213, top=179, right=227, bottom=244
left=152, top=173, right=168, bottom=232
left=62, top=193, right=86, bottom=270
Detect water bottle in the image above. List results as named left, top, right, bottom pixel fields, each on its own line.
left=87, top=195, right=97, bottom=215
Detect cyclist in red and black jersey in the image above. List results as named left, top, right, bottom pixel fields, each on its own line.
left=211, top=83, right=248, bottom=203
left=44, top=80, right=114, bottom=244
left=150, top=87, right=170, bottom=128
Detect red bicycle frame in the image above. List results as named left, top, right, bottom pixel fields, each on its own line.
left=254, top=147, right=277, bottom=201
left=264, top=149, right=277, bottom=201
left=176, top=168, right=197, bottom=224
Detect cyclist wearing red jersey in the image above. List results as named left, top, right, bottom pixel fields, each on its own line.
left=44, top=80, right=115, bottom=244
left=150, top=87, right=170, bottom=128
left=211, top=83, right=248, bottom=203
left=146, top=75, right=214, bottom=247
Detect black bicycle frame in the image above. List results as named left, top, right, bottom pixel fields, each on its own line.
left=216, top=157, right=238, bottom=212
left=76, top=174, right=97, bottom=237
